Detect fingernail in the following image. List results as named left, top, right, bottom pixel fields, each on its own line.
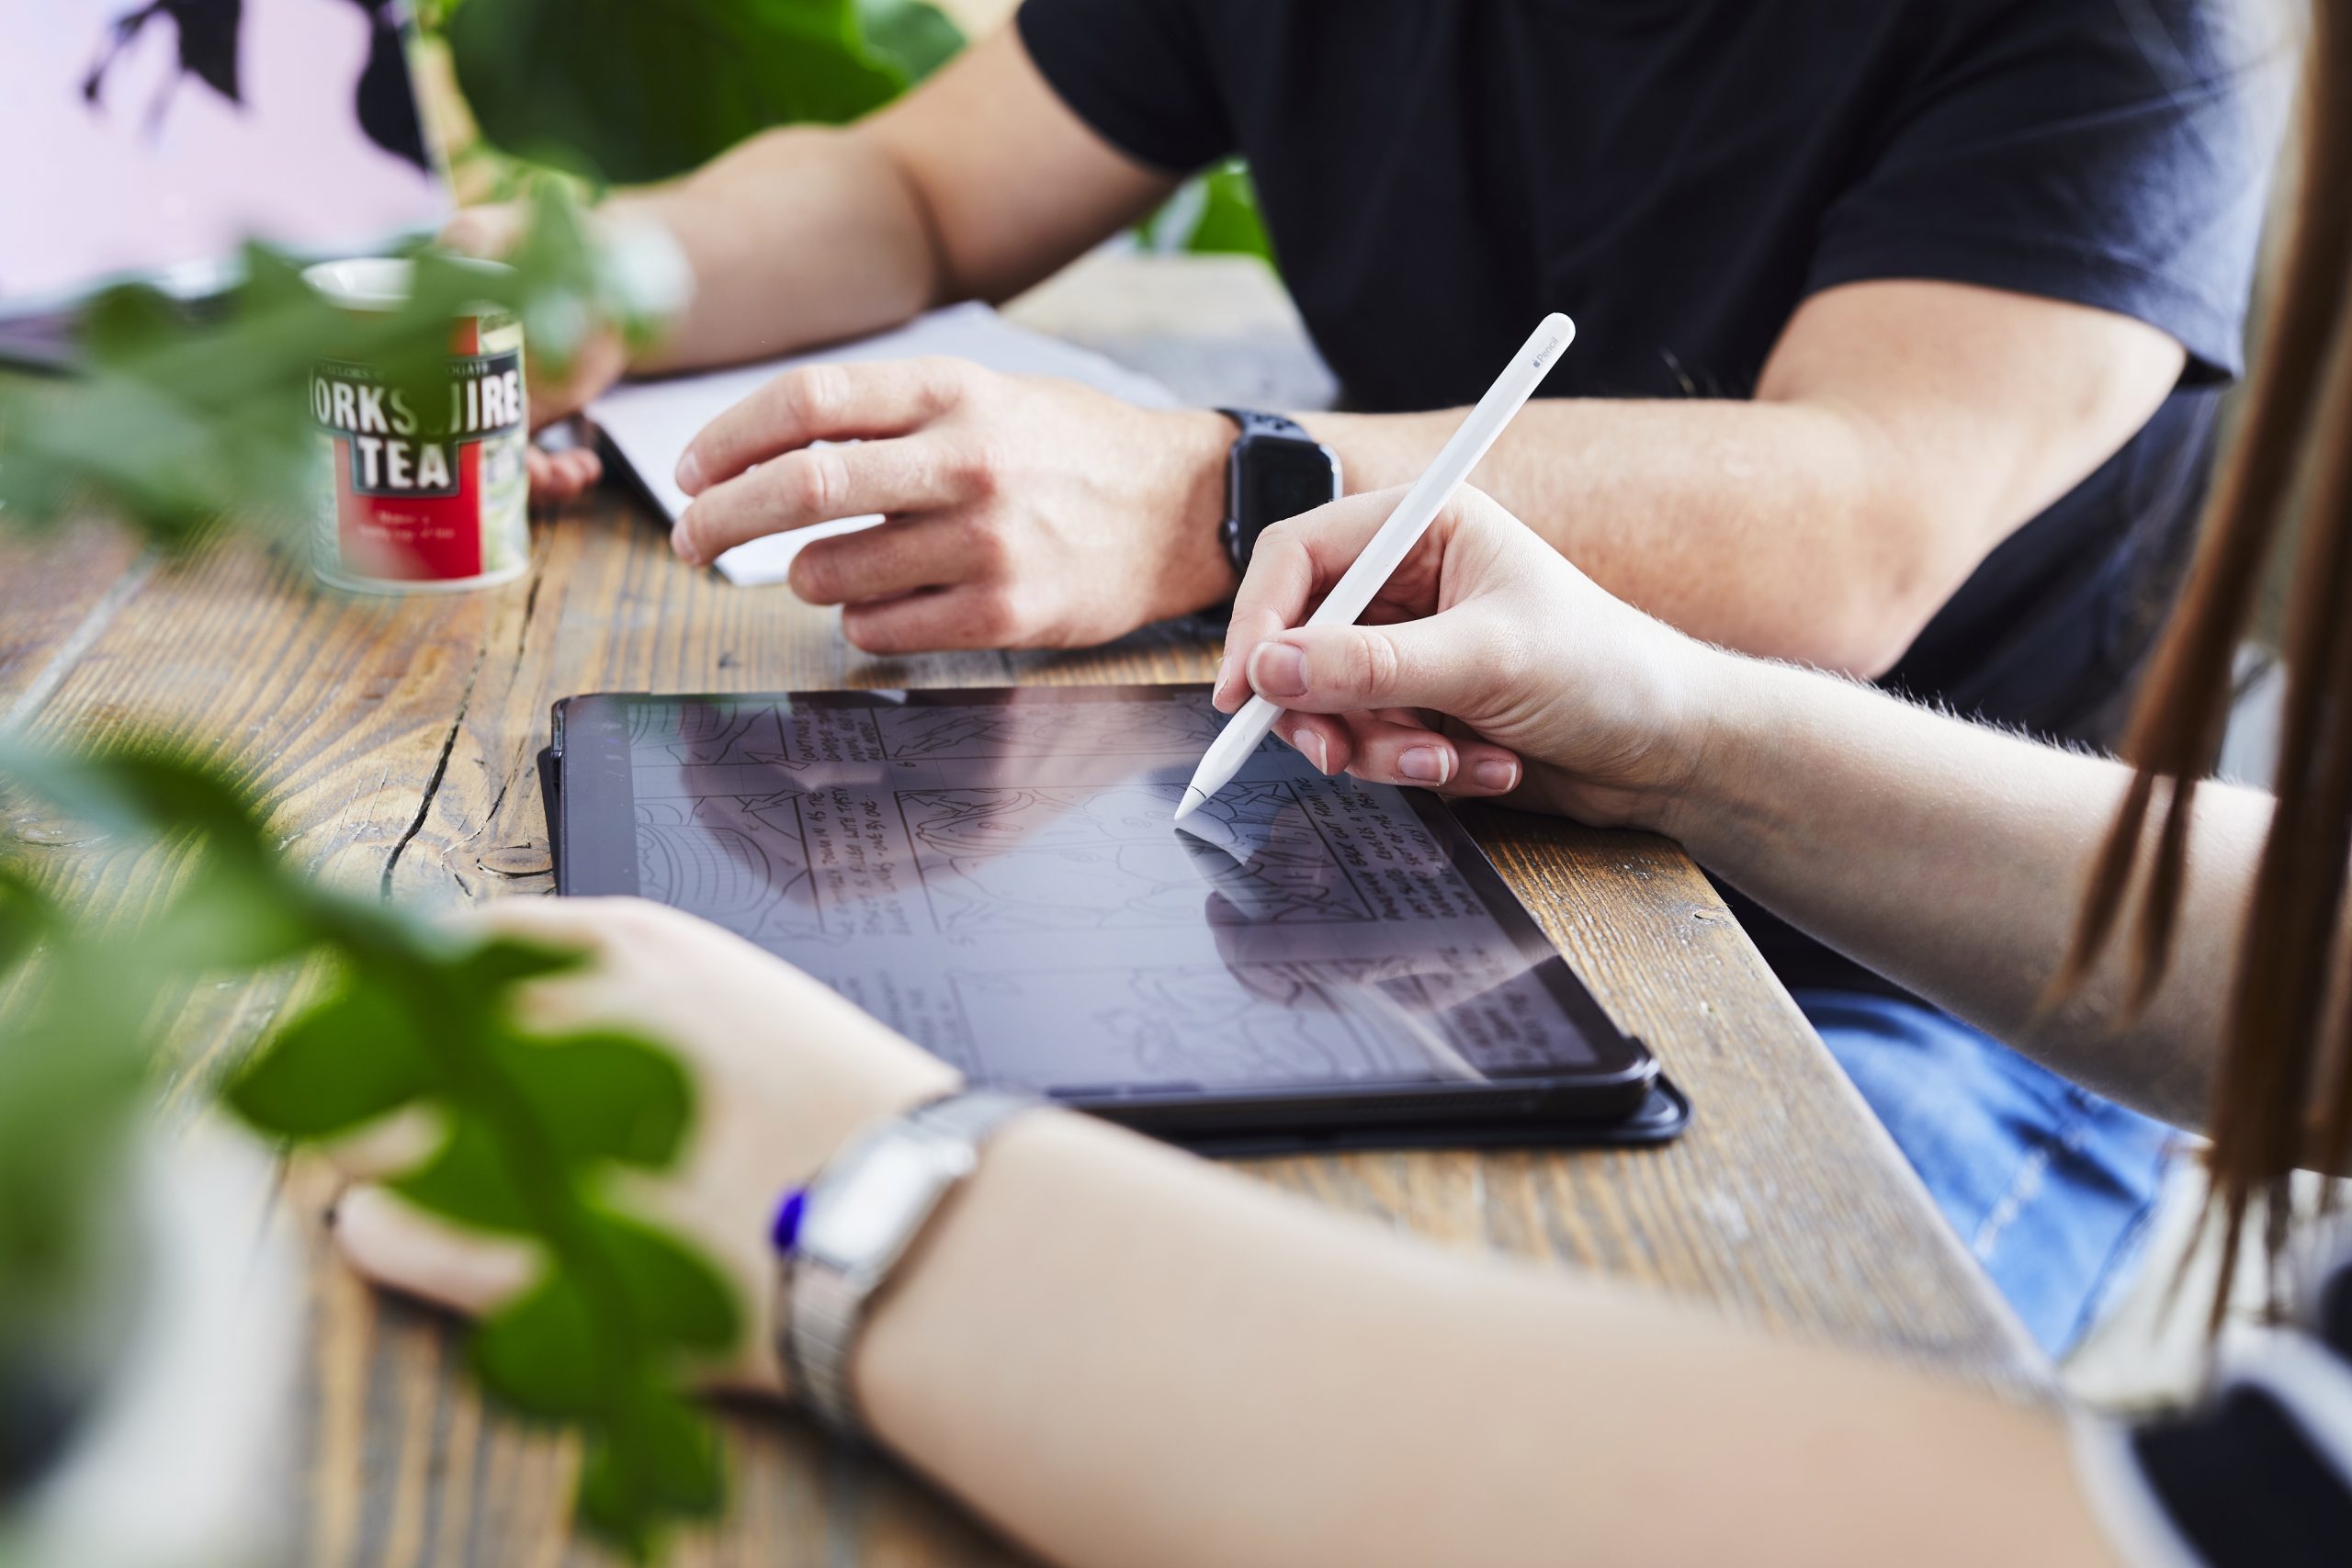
left=670, top=525, right=698, bottom=563
left=1399, top=746, right=1452, bottom=784
left=1474, top=758, right=1520, bottom=792
left=1249, top=641, right=1308, bottom=699
left=674, top=449, right=703, bottom=494
left=1308, top=733, right=1332, bottom=773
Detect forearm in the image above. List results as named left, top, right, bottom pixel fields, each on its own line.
left=611, top=124, right=944, bottom=374
left=601, top=28, right=1168, bottom=383
left=1661, top=656, right=2269, bottom=1127
left=861, top=1110, right=2116, bottom=1568
left=1305, top=400, right=1968, bottom=675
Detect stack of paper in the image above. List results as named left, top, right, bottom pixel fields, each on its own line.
left=590, top=302, right=1180, bottom=586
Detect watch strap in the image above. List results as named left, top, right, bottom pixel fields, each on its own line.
left=1217, top=407, right=1313, bottom=442
left=777, top=1089, right=1041, bottom=1438
left=1217, top=408, right=1334, bottom=578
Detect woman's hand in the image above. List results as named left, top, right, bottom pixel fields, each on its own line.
left=326, top=897, right=961, bottom=1399
left=1214, top=486, right=1723, bottom=830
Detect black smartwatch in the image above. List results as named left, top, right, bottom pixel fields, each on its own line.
left=1218, top=409, right=1342, bottom=577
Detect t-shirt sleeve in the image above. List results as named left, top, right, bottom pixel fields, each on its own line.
left=2073, top=1244, right=2352, bottom=1567
left=1806, top=1, right=2296, bottom=382
left=1016, top=0, right=1235, bottom=175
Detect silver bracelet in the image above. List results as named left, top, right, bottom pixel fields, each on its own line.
left=770, top=1089, right=1041, bottom=1437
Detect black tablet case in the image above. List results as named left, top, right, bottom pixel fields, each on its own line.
left=537, top=729, right=1688, bottom=1154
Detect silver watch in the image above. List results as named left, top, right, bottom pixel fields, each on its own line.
left=774, top=1089, right=1039, bottom=1436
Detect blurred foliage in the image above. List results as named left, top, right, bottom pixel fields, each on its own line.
left=1140, top=157, right=1276, bottom=265
left=0, top=183, right=662, bottom=546
left=0, top=186, right=721, bottom=1555
left=439, top=0, right=966, bottom=184
left=0, top=745, right=738, bottom=1559
left=419, top=0, right=1272, bottom=263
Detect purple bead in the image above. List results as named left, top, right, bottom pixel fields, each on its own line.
left=771, top=1189, right=808, bottom=1255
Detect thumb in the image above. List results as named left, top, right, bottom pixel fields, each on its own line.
left=438, top=203, right=525, bottom=260
left=333, top=1182, right=537, bottom=1317
left=1244, top=615, right=1489, bottom=717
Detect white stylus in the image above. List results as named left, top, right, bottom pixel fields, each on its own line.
left=1173, top=312, right=1577, bottom=822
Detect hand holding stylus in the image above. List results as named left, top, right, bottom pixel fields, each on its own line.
left=1177, top=315, right=1576, bottom=819
left=1208, top=483, right=1718, bottom=833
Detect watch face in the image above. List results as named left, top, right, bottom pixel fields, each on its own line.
left=1240, top=435, right=1340, bottom=530
left=801, top=1138, right=957, bottom=1261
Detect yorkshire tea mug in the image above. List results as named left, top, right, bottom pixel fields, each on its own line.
left=303, top=257, right=529, bottom=592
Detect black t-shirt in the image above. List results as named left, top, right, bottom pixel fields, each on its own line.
left=2081, top=1238, right=2352, bottom=1567
left=1019, top=0, right=2291, bottom=994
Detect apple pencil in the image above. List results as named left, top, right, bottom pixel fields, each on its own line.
left=1172, top=311, right=1576, bottom=821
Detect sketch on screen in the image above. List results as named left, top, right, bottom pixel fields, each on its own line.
left=903, top=782, right=1372, bottom=933
left=611, top=690, right=1604, bottom=1090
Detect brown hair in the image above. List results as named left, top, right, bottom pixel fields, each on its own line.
left=2066, top=0, right=2352, bottom=1324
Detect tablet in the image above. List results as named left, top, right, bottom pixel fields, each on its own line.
left=547, top=685, right=1679, bottom=1146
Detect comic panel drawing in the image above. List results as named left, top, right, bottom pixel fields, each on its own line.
left=634, top=790, right=837, bottom=946
left=625, top=700, right=888, bottom=769
left=875, top=699, right=1264, bottom=761
left=949, top=964, right=1435, bottom=1090
left=628, top=702, right=795, bottom=768
left=899, top=781, right=1371, bottom=933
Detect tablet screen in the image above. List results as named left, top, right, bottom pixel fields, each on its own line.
left=555, top=687, right=1643, bottom=1100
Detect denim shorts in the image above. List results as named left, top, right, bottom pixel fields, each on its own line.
left=1795, top=987, right=2177, bottom=1356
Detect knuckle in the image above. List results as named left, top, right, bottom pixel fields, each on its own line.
left=955, top=434, right=1011, bottom=500
left=1351, top=630, right=1403, bottom=698
left=786, top=448, right=847, bottom=519
left=924, top=356, right=978, bottom=399
left=841, top=609, right=896, bottom=655
left=963, top=514, right=1012, bottom=576
left=969, top=591, right=1023, bottom=646
left=780, top=364, right=845, bottom=430
left=788, top=552, right=835, bottom=604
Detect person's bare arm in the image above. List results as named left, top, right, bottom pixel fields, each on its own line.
left=1302, top=281, right=2187, bottom=674
left=611, top=27, right=1174, bottom=375
left=1217, top=490, right=2267, bottom=1133
left=1668, top=660, right=2267, bottom=1126
left=332, top=899, right=2123, bottom=1568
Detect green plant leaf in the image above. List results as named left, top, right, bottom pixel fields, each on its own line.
left=154, top=863, right=320, bottom=971
left=448, top=0, right=910, bottom=185
left=594, top=1210, right=741, bottom=1354
left=390, top=1116, right=537, bottom=1235
left=224, top=980, right=429, bottom=1138
left=499, top=1030, right=695, bottom=1168
left=472, top=1271, right=603, bottom=1419
left=0, top=744, right=270, bottom=862
left=578, top=1392, right=727, bottom=1555
left=854, top=0, right=964, bottom=82
left=450, top=934, right=590, bottom=994
left=1, top=193, right=740, bottom=1551
left=1189, top=161, right=1275, bottom=261
left=0, top=866, right=56, bottom=976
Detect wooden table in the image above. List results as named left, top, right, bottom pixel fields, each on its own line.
left=0, top=254, right=2043, bottom=1566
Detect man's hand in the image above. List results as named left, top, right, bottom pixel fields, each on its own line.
left=441, top=201, right=628, bottom=506
left=673, top=358, right=1237, bottom=653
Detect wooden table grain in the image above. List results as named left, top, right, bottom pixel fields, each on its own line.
left=0, top=254, right=2044, bottom=1566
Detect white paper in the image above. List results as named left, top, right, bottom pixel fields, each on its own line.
left=589, top=302, right=1179, bottom=586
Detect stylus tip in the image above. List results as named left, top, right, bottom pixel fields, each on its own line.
left=1171, top=785, right=1206, bottom=822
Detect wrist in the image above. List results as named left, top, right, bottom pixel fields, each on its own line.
left=1149, top=407, right=1244, bottom=619
left=1645, top=649, right=1781, bottom=851
left=770, top=1089, right=1046, bottom=1435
